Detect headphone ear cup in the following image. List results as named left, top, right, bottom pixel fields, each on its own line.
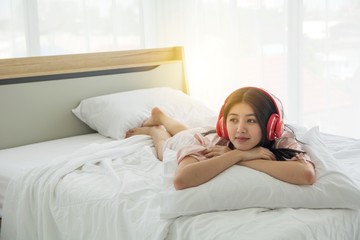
left=266, top=113, right=284, bottom=141
left=266, top=114, right=278, bottom=141
left=216, top=116, right=229, bottom=139
left=275, top=118, right=284, bottom=139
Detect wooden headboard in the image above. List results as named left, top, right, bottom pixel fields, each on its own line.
left=0, top=46, right=188, bottom=149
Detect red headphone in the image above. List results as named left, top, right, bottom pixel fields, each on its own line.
left=216, top=87, right=284, bottom=141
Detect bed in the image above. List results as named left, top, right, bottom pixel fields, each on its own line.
left=0, top=46, right=360, bottom=240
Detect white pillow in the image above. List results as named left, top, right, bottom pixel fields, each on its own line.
left=72, top=87, right=217, bottom=139
left=160, top=127, right=360, bottom=219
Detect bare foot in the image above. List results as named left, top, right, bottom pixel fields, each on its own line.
left=125, top=125, right=167, bottom=138
left=142, top=107, right=165, bottom=127
left=125, top=126, right=152, bottom=138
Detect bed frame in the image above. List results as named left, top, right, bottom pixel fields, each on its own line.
left=0, top=46, right=188, bottom=149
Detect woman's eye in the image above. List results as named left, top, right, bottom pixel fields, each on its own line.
left=248, top=119, right=257, bottom=123
left=229, top=118, right=238, bottom=123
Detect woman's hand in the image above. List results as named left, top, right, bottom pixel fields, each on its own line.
left=203, top=146, right=231, bottom=158
left=236, top=146, right=276, bottom=163
left=203, top=146, right=275, bottom=161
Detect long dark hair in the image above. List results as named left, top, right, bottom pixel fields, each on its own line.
left=221, top=87, right=304, bottom=161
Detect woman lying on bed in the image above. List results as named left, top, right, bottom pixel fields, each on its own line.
left=126, top=87, right=316, bottom=190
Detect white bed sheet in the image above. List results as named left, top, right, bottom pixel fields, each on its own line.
left=168, top=208, right=360, bottom=240
left=0, top=133, right=111, bottom=216
left=1, top=130, right=360, bottom=240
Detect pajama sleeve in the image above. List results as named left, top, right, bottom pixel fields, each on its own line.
left=163, top=127, right=225, bottom=164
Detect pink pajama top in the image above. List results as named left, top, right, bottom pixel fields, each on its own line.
left=163, top=126, right=311, bottom=164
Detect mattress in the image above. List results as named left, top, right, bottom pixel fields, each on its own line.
left=0, top=133, right=111, bottom=216
left=1, top=129, right=360, bottom=240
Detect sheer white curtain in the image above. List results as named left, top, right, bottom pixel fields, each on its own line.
left=302, top=0, right=360, bottom=138
left=1, top=0, right=359, bottom=138
left=0, top=0, right=144, bottom=57
left=153, top=0, right=288, bottom=119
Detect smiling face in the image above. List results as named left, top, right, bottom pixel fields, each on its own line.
left=226, top=102, right=262, bottom=150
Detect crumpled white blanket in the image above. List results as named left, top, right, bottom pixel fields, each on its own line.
left=1, top=135, right=172, bottom=240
